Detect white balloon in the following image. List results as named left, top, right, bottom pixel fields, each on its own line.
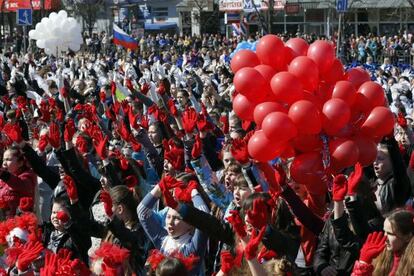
left=36, top=39, right=45, bottom=48
left=28, top=30, right=37, bottom=39
left=70, top=43, right=80, bottom=52
left=58, top=10, right=68, bottom=19
left=41, top=17, right=49, bottom=25
left=45, top=48, right=52, bottom=55
left=49, top=12, right=58, bottom=21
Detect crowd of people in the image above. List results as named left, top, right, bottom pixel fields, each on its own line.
left=0, top=29, right=413, bottom=276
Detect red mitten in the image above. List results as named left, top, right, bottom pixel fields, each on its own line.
left=359, top=232, right=386, bottom=264
left=182, top=107, right=198, bottom=134
left=347, top=162, right=363, bottom=195
left=63, top=175, right=78, bottom=201
left=191, top=135, right=203, bottom=159
left=64, top=119, right=76, bottom=142
left=332, top=174, right=348, bottom=201
left=244, top=227, right=266, bottom=260
left=167, top=98, right=178, bottom=117
left=226, top=210, right=247, bottom=238
left=19, top=197, right=33, bottom=212
left=16, top=241, right=44, bottom=272
left=246, top=198, right=270, bottom=229
left=48, top=122, right=61, bottom=148
left=100, top=190, right=113, bottom=217
left=230, top=138, right=249, bottom=165
left=56, top=211, right=70, bottom=223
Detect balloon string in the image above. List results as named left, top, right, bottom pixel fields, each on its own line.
left=320, top=134, right=333, bottom=191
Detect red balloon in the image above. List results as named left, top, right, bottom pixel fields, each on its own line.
left=322, top=58, right=345, bottom=84
left=230, top=50, right=260, bottom=73
left=289, top=56, right=319, bottom=92
left=280, top=143, right=296, bottom=159
left=332, top=81, right=357, bottom=106
left=290, top=152, right=327, bottom=195
left=253, top=102, right=287, bottom=127
left=329, top=139, right=359, bottom=172
left=302, top=91, right=324, bottom=111
left=270, top=72, right=304, bottom=104
left=346, top=68, right=370, bottom=89
left=307, top=40, right=336, bottom=73
left=262, top=112, right=298, bottom=141
left=282, top=47, right=295, bottom=68
left=285, top=38, right=309, bottom=57
left=233, top=94, right=256, bottom=121
left=354, top=81, right=385, bottom=112
left=292, top=134, right=323, bottom=153
left=255, top=64, right=277, bottom=82
left=354, top=136, right=378, bottom=166
left=360, top=106, right=395, bottom=138
left=322, top=98, right=351, bottom=133
left=248, top=130, right=287, bottom=162
left=289, top=100, right=322, bottom=134
left=315, top=82, right=334, bottom=106
left=256, top=35, right=286, bottom=71
left=233, top=67, right=267, bottom=103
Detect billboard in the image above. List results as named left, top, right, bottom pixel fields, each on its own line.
left=219, top=0, right=285, bottom=12
left=1, top=0, right=60, bottom=12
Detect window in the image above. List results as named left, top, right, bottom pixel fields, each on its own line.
left=153, top=7, right=168, bottom=17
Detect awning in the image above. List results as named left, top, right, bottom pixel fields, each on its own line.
left=144, top=22, right=177, bottom=31
left=0, top=0, right=60, bottom=12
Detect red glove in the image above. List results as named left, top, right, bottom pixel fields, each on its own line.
left=3, top=123, right=23, bottom=143
left=220, top=251, right=236, bottom=274
left=128, top=106, right=139, bottom=130
left=64, top=119, right=76, bottom=143
left=75, top=135, right=89, bottom=154
left=359, top=232, right=386, bottom=264
left=117, top=122, right=131, bottom=141
left=182, top=107, right=198, bottom=134
left=191, top=135, right=203, bottom=159
left=16, top=96, right=27, bottom=110
left=40, top=252, right=58, bottom=276
left=140, top=82, right=150, bottom=95
left=126, top=78, right=134, bottom=92
left=48, top=122, right=61, bottom=148
left=157, top=83, right=166, bottom=95
left=19, top=197, right=33, bottom=212
left=230, top=138, right=249, bottom=165
left=63, top=175, right=78, bottom=201
left=60, top=87, right=68, bottom=98
left=16, top=241, right=44, bottom=272
left=219, top=115, right=229, bottom=134
left=120, top=100, right=130, bottom=116
left=94, top=134, right=108, bottom=160
left=174, top=180, right=198, bottom=203
left=158, top=176, right=181, bottom=209
left=348, top=162, right=363, bottom=195
left=196, top=114, right=212, bottom=132
left=2, top=95, right=11, bottom=107
left=167, top=98, right=178, bottom=117
left=226, top=210, right=246, bottom=238
left=100, top=190, right=113, bottom=217
left=124, top=175, right=138, bottom=188
left=100, top=91, right=106, bottom=102
left=129, top=135, right=142, bottom=152
left=148, top=104, right=160, bottom=119
left=38, top=134, right=49, bottom=152
left=332, top=174, right=348, bottom=201
left=110, top=81, right=116, bottom=96
left=140, top=115, right=149, bottom=130
left=56, top=211, right=70, bottom=224
left=246, top=198, right=270, bottom=229
left=244, top=227, right=266, bottom=260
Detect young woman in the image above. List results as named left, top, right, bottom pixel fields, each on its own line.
left=352, top=209, right=414, bottom=275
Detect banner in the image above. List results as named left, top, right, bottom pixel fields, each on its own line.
left=219, top=0, right=285, bottom=11
left=1, top=0, right=60, bottom=12
left=219, top=0, right=243, bottom=11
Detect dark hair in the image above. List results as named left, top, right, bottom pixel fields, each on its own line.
left=241, top=192, right=271, bottom=215
left=110, top=185, right=139, bottom=222
left=52, top=196, right=70, bottom=210
left=155, top=258, right=188, bottom=276
left=387, top=209, right=414, bottom=237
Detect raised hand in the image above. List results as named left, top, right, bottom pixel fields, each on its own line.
left=140, top=82, right=150, bottom=95
left=246, top=198, right=270, bottom=229
left=332, top=174, right=348, bottom=201
left=230, top=138, right=249, bottom=165
left=167, top=98, right=178, bottom=117
left=100, top=190, right=113, bottom=218
left=226, top=210, right=247, bottom=238
left=359, top=232, right=386, bottom=264
left=182, top=107, right=198, bottom=134
left=196, top=114, right=211, bottom=132
left=129, top=135, right=142, bottom=152
left=174, top=180, right=198, bottom=203
left=64, top=119, right=76, bottom=143
left=3, top=123, right=23, bottom=143
left=191, top=134, right=203, bottom=159
left=75, top=135, right=89, bottom=154
left=63, top=174, right=78, bottom=202
left=219, top=114, right=229, bottom=134
left=94, top=134, right=109, bottom=160
left=48, top=122, right=61, bottom=148
left=16, top=241, right=44, bottom=272
left=220, top=251, right=236, bottom=274
left=244, top=227, right=266, bottom=260
left=347, top=162, right=363, bottom=195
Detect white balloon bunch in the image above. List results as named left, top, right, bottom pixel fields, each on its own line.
left=29, top=10, right=82, bottom=54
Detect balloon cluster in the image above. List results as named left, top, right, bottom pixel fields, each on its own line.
left=231, top=35, right=394, bottom=194
left=29, top=10, right=82, bottom=54
left=229, top=41, right=257, bottom=58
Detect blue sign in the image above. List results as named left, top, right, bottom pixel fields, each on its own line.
left=17, top=9, right=32, bottom=26
left=336, top=0, right=348, bottom=13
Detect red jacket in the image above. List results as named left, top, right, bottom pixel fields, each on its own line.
left=0, top=169, right=37, bottom=216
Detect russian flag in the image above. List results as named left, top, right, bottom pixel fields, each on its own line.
left=113, top=24, right=138, bottom=50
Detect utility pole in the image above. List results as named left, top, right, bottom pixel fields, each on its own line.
left=267, top=0, right=274, bottom=34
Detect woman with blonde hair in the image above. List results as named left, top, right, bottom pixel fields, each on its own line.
left=352, top=209, right=414, bottom=275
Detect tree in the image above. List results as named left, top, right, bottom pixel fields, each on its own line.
left=62, top=0, right=104, bottom=36
left=185, top=0, right=218, bottom=34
